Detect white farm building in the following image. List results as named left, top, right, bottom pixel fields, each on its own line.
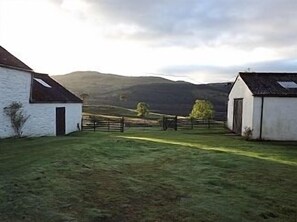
left=227, top=72, right=297, bottom=141
left=0, top=46, right=82, bottom=138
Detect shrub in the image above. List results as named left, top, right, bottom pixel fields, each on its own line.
left=3, top=102, right=30, bottom=137
left=243, top=127, right=253, bottom=140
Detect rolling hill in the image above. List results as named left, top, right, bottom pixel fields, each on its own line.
left=52, top=71, right=231, bottom=119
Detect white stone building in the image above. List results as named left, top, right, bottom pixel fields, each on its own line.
left=227, top=72, right=297, bottom=141
left=0, top=46, right=82, bottom=138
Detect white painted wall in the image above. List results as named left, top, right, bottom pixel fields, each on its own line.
left=0, top=66, right=82, bottom=138
left=24, top=103, right=82, bottom=137
left=0, top=67, right=31, bottom=138
left=227, top=76, right=254, bottom=134
left=260, top=97, right=297, bottom=141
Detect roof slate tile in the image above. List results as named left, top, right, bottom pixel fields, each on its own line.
left=31, top=73, right=82, bottom=103
left=0, top=46, right=32, bottom=71
left=239, top=72, right=297, bottom=97
left=0, top=46, right=82, bottom=103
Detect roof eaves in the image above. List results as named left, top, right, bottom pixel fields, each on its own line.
left=253, top=94, right=297, bottom=97
left=229, top=72, right=255, bottom=96
left=29, top=99, right=83, bottom=104
left=0, top=64, right=33, bottom=73
left=228, top=74, right=240, bottom=94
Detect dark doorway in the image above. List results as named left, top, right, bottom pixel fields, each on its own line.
left=233, top=99, right=243, bottom=134
left=56, top=107, right=65, bottom=136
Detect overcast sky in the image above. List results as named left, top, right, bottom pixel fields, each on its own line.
left=1, top=0, right=297, bottom=83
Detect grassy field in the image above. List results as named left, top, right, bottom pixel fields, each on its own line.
left=0, top=127, right=296, bottom=221
left=83, top=105, right=169, bottom=119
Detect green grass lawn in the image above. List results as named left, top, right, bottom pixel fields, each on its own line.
left=0, top=128, right=296, bottom=222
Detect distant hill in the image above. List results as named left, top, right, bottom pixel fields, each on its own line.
left=52, top=71, right=231, bottom=119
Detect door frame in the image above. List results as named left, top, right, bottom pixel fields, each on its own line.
left=56, top=107, right=66, bottom=136
left=232, top=98, right=243, bottom=135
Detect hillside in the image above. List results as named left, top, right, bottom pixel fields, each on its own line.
left=52, top=71, right=231, bottom=119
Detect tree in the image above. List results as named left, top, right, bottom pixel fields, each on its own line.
left=3, top=102, right=30, bottom=137
left=136, top=102, right=149, bottom=117
left=189, top=99, right=214, bottom=120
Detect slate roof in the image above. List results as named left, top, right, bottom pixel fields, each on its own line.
left=239, top=72, right=297, bottom=97
left=0, top=46, right=32, bottom=71
left=0, top=45, right=82, bottom=103
left=31, top=73, right=82, bottom=103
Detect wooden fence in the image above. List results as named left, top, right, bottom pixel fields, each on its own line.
left=82, top=115, right=124, bottom=132
left=82, top=114, right=223, bottom=132
left=177, top=118, right=221, bottom=130
left=162, top=116, right=222, bottom=131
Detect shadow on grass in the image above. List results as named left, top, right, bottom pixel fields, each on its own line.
left=117, top=136, right=297, bottom=167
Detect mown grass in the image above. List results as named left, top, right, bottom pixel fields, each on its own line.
left=0, top=127, right=296, bottom=221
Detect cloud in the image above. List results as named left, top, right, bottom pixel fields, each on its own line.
left=248, top=59, right=297, bottom=72
left=160, top=59, right=297, bottom=83
left=4, top=0, right=296, bottom=83
left=50, top=0, right=297, bottom=49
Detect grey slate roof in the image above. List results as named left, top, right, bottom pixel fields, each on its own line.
left=239, top=72, right=297, bottom=97
left=0, top=45, right=82, bottom=103
left=0, top=46, right=32, bottom=71
left=31, top=73, right=82, bottom=103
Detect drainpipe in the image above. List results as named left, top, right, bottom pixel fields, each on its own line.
left=259, top=96, right=264, bottom=140
left=29, top=73, right=34, bottom=102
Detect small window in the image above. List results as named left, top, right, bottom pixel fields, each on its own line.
left=34, top=78, right=52, bottom=88
left=277, top=81, right=297, bottom=89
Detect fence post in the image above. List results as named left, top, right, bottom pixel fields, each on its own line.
left=108, top=120, right=110, bottom=132
left=93, top=121, right=96, bottom=132
left=191, top=118, right=194, bottom=130
left=81, top=117, right=83, bottom=131
left=120, top=117, right=124, bottom=132
left=174, top=115, right=177, bottom=131
left=162, top=116, right=166, bottom=131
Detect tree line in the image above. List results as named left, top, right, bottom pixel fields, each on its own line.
left=136, top=99, right=214, bottom=120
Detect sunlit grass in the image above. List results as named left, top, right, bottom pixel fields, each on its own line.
left=0, top=128, right=297, bottom=221
left=118, top=136, right=297, bottom=166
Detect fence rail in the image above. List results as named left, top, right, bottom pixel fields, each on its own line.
left=162, top=116, right=222, bottom=131
left=82, top=114, right=224, bottom=133
left=177, top=118, right=222, bottom=130
left=82, top=116, right=124, bottom=132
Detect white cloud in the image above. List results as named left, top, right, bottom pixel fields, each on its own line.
left=0, top=0, right=297, bottom=83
